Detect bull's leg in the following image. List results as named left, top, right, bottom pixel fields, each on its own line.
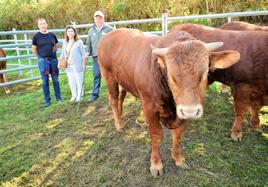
left=3, top=74, right=10, bottom=94
left=118, top=86, right=127, bottom=116
left=102, top=74, right=124, bottom=131
left=250, top=105, right=262, bottom=132
left=171, top=123, right=189, bottom=169
left=231, top=100, right=250, bottom=141
left=143, top=102, right=163, bottom=177
left=0, top=74, right=5, bottom=93
left=231, top=85, right=250, bottom=141
left=109, top=97, right=124, bottom=131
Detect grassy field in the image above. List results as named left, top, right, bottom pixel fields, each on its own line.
left=0, top=70, right=267, bottom=186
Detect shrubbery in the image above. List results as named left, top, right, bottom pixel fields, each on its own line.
left=0, top=0, right=267, bottom=31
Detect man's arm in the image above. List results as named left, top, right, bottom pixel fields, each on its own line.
left=54, top=33, right=59, bottom=53
left=86, top=30, right=92, bottom=57
left=32, top=45, right=38, bottom=56
left=53, top=43, right=59, bottom=53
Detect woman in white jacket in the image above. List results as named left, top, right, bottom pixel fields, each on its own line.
left=61, top=26, right=87, bottom=102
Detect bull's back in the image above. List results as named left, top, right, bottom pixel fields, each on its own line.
left=173, top=24, right=268, bottom=85
left=98, top=28, right=159, bottom=95
left=220, top=21, right=268, bottom=32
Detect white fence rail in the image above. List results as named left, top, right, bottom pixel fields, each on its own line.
left=0, top=10, right=268, bottom=88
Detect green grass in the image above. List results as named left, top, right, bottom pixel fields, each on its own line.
left=0, top=71, right=267, bottom=186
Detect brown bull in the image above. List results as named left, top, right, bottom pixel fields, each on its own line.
left=220, top=21, right=268, bottom=93
left=221, top=21, right=268, bottom=31
left=172, top=23, right=268, bottom=141
left=0, top=48, right=10, bottom=94
left=98, top=28, right=239, bottom=176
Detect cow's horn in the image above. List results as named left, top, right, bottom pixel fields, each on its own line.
left=152, top=47, right=169, bottom=57
left=205, top=42, right=224, bottom=51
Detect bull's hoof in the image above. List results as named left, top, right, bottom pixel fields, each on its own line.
left=150, top=167, right=163, bottom=177
left=116, top=126, right=124, bottom=132
left=176, top=160, right=190, bottom=170
left=115, top=122, right=124, bottom=132
left=231, top=132, right=242, bottom=141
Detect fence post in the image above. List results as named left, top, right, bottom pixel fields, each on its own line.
left=161, top=10, right=168, bottom=36
left=24, top=33, right=33, bottom=78
left=13, top=28, right=23, bottom=75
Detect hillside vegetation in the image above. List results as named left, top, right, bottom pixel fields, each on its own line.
left=0, top=0, right=267, bottom=31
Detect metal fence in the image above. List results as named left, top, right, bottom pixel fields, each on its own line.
left=0, top=10, right=268, bottom=88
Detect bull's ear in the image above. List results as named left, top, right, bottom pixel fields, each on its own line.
left=209, top=50, right=240, bottom=70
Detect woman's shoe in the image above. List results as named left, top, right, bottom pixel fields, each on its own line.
left=70, top=97, right=76, bottom=102
left=76, top=97, right=83, bottom=102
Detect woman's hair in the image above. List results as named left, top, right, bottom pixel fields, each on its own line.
left=64, top=25, right=79, bottom=42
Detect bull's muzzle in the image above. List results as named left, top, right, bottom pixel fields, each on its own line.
left=176, top=104, right=203, bottom=119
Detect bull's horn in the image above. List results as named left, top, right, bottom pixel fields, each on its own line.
left=150, top=44, right=156, bottom=50
left=152, top=47, right=169, bottom=57
left=204, top=42, right=224, bottom=51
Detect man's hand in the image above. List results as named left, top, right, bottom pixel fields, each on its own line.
left=85, top=52, right=90, bottom=58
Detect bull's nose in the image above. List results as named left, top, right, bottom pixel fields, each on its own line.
left=176, top=104, right=203, bottom=119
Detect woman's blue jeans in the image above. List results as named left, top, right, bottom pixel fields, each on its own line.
left=38, top=57, right=62, bottom=103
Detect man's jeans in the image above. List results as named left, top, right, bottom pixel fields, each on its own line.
left=92, top=56, right=101, bottom=98
left=38, top=57, right=62, bottom=103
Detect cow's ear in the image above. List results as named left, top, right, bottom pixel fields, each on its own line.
left=209, top=50, right=240, bottom=70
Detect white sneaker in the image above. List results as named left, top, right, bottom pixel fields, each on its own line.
left=70, top=97, right=76, bottom=102
left=76, top=97, right=83, bottom=102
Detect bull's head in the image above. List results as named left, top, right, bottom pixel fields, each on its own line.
left=152, top=41, right=240, bottom=119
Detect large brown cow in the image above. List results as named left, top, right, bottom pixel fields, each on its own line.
left=172, top=23, right=268, bottom=141
left=221, top=21, right=268, bottom=31
left=98, top=28, right=240, bottom=176
left=0, top=48, right=10, bottom=94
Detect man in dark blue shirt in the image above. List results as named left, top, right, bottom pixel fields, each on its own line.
left=32, top=18, right=63, bottom=107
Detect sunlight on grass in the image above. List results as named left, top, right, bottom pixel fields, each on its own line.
left=2, top=139, right=95, bottom=187
left=1, top=171, right=30, bottom=187
left=124, top=128, right=148, bottom=143
left=73, top=140, right=94, bottom=159
left=262, top=133, right=268, bottom=140
left=55, top=138, right=73, bottom=151
left=260, top=106, right=268, bottom=126
left=46, top=118, right=64, bottom=129
left=83, top=106, right=95, bottom=117
left=124, top=95, right=139, bottom=105
left=193, top=143, right=206, bottom=156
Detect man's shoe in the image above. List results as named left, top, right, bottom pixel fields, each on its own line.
left=57, top=98, right=64, bottom=103
left=88, top=96, right=98, bottom=104
left=44, top=101, right=51, bottom=107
